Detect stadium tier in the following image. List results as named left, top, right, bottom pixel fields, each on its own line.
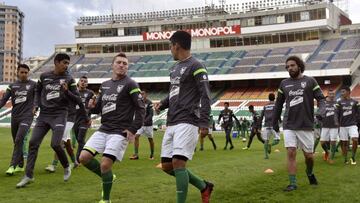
left=31, top=36, right=360, bottom=79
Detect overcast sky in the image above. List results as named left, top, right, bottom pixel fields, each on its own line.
left=6, top=0, right=360, bottom=58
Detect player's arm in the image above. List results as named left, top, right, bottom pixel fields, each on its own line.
left=193, top=65, right=211, bottom=130
left=312, top=80, right=326, bottom=117
left=89, top=90, right=103, bottom=114
left=65, top=79, right=89, bottom=120
left=34, top=78, right=42, bottom=109
left=218, top=111, right=223, bottom=124
left=146, top=101, right=154, bottom=123
left=335, top=102, right=341, bottom=125
left=0, top=85, right=11, bottom=108
left=158, top=95, right=169, bottom=111
left=127, top=85, right=145, bottom=135
left=272, top=86, right=285, bottom=130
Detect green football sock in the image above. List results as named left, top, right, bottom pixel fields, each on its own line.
left=84, top=158, right=101, bottom=177
left=71, top=131, right=77, bottom=148
left=174, top=168, right=189, bottom=203
left=70, top=154, right=76, bottom=163
left=187, top=169, right=206, bottom=191
left=330, top=143, right=336, bottom=160
left=150, top=148, right=154, bottom=157
left=306, top=164, right=313, bottom=176
left=289, top=174, right=296, bottom=186
left=352, top=151, right=356, bottom=160
left=271, top=139, right=280, bottom=146
left=52, top=159, right=59, bottom=166
left=264, top=142, right=269, bottom=159
left=134, top=147, right=138, bottom=156
left=102, top=171, right=113, bottom=201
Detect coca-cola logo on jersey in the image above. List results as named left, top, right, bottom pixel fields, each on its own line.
left=45, top=84, right=61, bottom=91
left=102, top=94, right=117, bottom=101
left=15, top=91, right=28, bottom=96
left=289, top=89, right=304, bottom=96
left=143, top=25, right=241, bottom=41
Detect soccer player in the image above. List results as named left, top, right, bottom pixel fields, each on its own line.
left=336, top=86, right=359, bottom=165
left=259, top=93, right=281, bottom=159
left=218, top=102, right=239, bottom=150
left=272, top=56, right=325, bottom=192
left=45, top=96, right=77, bottom=172
left=320, top=90, right=339, bottom=163
left=243, top=105, right=264, bottom=150
left=16, top=53, right=87, bottom=188
left=79, top=52, right=145, bottom=203
left=0, top=64, right=37, bottom=175
left=199, top=114, right=217, bottom=151
left=154, top=31, right=213, bottom=203
left=73, top=76, right=94, bottom=164
left=130, top=90, right=155, bottom=160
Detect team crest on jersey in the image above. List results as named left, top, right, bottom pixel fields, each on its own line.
left=84, top=93, right=88, bottom=98
left=116, top=85, right=124, bottom=93
left=301, top=82, right=307, bottom=88
left=180, top=67, right=188, bottom=75
left=26, top=85, right=31, bottom=90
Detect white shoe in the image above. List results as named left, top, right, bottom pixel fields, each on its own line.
left=64, top=166, right=71, bottom=182
left=45, top=165, right=56, bottom=173
left=16, top=176, right=34, bottom=188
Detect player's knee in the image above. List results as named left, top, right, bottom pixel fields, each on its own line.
left=79, top=151, right=91, bottom=164
left=50, top=142, right=62, bottom=150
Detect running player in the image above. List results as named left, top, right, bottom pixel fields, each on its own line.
left=16, top=53, right=87, bottom=188
left=218, top=102, right=239, bottom=150
left=130, top=90, right=155, bottom=160
left=199, top=114, right=217, bottom=151
left=243, top=105, right=264, bottom=150
left=154, top=31, right=213, bottom=203
left=0, top=64, right=37, bottom=175
left=320, top=90, right=339, bottom=163
left=336, top=86, right=359, bottom=165
left=259, top=93, right=281, bottom=159
left=79, top=52, right=145, bottom=203
left=272, top=56, right=325, bottom=191
left=73, top=76, right=94, bottom=165
left=45, top=96, right=77, bottom=172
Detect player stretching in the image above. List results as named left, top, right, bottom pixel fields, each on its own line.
left=320, top=90, right=338, bottom=163
left=79, top=53, right=145, bottom=203
left=0, top=64, right=36, bottom=175
left=259, top=93, right=281, bottom=159
left=16, top=53, right=87, bottom=187
left=336, top=86, right=359, bottom=165
left=218, top=102, right=239, bottom=150
left=273, top=56, right=325, bottom=192
left=243, top=105, right=264, bottom=150
left=130, top=90, right=155, bottom=160
left=154, top=31, right=213, bottom=203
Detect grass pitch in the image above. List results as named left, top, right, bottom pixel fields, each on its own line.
left=0, top=128, right=359, bottom=203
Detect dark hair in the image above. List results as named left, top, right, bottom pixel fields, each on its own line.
left=170, top=31, right=191, bottom=50
left=224, top=102, right=229, bottom=106
left=268, top=93, right=275, bottom=101
left=286, top=55, right=305, bottom=73
left=112, top=52, right=127, bottom=63
left=54, top=53, right=70, bottom=63
left=17, top=64, right=30, bottom=71
left=340, top=85, right=350, bottom=92
left=248, top=105, right=254, bottom=110
left=80, top=75, right=88, bottom=79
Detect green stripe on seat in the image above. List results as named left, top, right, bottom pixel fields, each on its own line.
left=278, top=89, right=283, bottom=94
left=193, top=68, right=207, bottom=76
left=130, top=88, right=141, bottom=95
left=313, top=85, right=320, bottom=91
left=70, top=83, right=77, bottom=86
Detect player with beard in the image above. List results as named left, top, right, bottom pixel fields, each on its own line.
left=273, top=56, right=325, bottom=192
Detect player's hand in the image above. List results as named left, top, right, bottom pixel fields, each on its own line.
left=154, top=103, right=161, bottom=115
left=124, top=129, right=135, bottom=143
left=200, top=127, right=209, bottom=136
left=32, top=107, right=38, bottom=116
left=86, top=119, right=92, bottom=127
left=61, top=82, right=68, bottom=91
left=88, top=96, right=96, bottom=109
